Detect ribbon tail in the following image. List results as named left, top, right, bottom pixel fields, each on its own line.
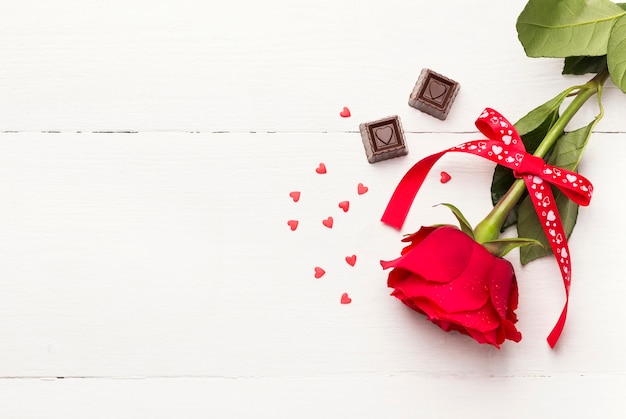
left=381, top=151, right=447, bottom=229
left=547, top=302, right=568, bottom=349
left=523, top=175, right=572, bottom=348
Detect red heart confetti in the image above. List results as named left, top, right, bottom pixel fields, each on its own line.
left=338, top=201, right=350, bottom=212
left=340, top=293, right=352, bottom=304
left=322, top=216, right=334, bottom=228
left=339, top=106, right=351, bottom=118
left=345, top=255, right=357, bottom=266
left=314, top=267, right=326, bottom=279
left=440, top=171, right=452, bottom=183
left=315, top=163, right=327, bottom=174
left=289, top=191, right=301, bottom=202
left=357, top=183, right=368, bottom=195
left=287, top=220, right=299, bottom=231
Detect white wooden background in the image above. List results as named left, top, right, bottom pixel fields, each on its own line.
left=1, top=0, right=625, bottom=417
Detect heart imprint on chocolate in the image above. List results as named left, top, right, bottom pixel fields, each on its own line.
left=426, top=80, right=447, bottom=103
left=374, top=126, right=394, bottom=145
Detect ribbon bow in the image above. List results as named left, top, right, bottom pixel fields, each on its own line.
left=381, top=108, right=593, bottom=348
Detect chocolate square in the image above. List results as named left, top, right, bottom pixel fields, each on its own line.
left=359, top=115, right=408, bottom=163
left=408, top=68, right=460, bottom=120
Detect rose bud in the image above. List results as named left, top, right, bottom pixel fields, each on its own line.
left=381, top=225, right=522, bottom=348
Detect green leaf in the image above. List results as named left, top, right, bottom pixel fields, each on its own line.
left=518, top=192, right=579, bottom=264
left=482, top=237, right=544, bottom=258
left=511, top=89, right=571, bottom=138
left=608, top=14, right=626, bottom=92
left=548, top=122, right=594, bottom=171
left=490, top=89, right=570, bottom=229
left=435, top=203, right=474, bottom=239
left=563, top=55, right=607, bottom=75
left=517, top=0, right=626, bottom=57
left=517, top=123, right=594, bottom=264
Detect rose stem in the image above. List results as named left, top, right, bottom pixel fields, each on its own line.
left=473, top=68, right=609, bottom=244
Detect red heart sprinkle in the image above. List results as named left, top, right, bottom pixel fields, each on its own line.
left=287, top=220, right=299, bottom=231
left=322, top=216, right=334, bottom=228
left=338, top=201, right=350, bottom=212
left=339, top=106, right=351, bottom=118
left=289, top=191, right=301, bottom=202
left=315, top=163, right=327, bottom=174
left=340, top=293, right=352, bottom=304
left=440, top=171, right=452, bottom=183
left=345, top=255, right=356, bottom=266
left=357, top=183, right=368, bottom=195
left=314, top=267, right=326, bottom=278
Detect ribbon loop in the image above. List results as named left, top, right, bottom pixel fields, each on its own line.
left=475, top=108, right=521, bottom=147
left=381, top=108, right=595, bottom=348
left=538, top=164, right=593, bottom=207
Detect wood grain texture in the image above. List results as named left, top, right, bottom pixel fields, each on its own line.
left=0, top=376, right=624, bottom=418
left=1, top=0, right=623, bottom=132
left=1, top=0, right=625, bottom=417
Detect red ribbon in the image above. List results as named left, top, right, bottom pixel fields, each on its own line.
left=381, top=108, right=593, bottom=348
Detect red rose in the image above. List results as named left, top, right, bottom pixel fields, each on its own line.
left=381, top=225, right=522, bottom=348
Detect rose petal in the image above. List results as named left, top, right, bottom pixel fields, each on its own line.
left=401, top=225, right=439, bottom=244
left=388, top=226, right=472, bottom=283
left=503, top=319, right=523, bottom=342
left=400, top=226, right=439, bottom=255
left=437, top=319, right=452, bottom=331
left=450, top=308, right=500, bottom=334
left=385, top=263, right=414, bottom=288
left=408, top=296, right=442, bottom=321
left=487, top=258, right=516, bottom=319
left=396, top=293, right=429, bottom=317
left=465, top=326, right=499, bottom=347
left=395, top=274, right=489, bottom=313
left=440, top=308, right=501, bottom=347
left=432, top=303, right=499, bottom=334
left=408, top=296, right=494, bottom=333
left=425, top=298, right=520, bottom=347
left=407, top=298, right=503, bottom=347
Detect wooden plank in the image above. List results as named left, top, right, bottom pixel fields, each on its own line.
left=0, top=132, right=623, bottom=379
left=0, top=0, right=623, bottom=133
left=1, top=0, right=625, bottom=414
left=0, top=376, right=623, bottom=418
